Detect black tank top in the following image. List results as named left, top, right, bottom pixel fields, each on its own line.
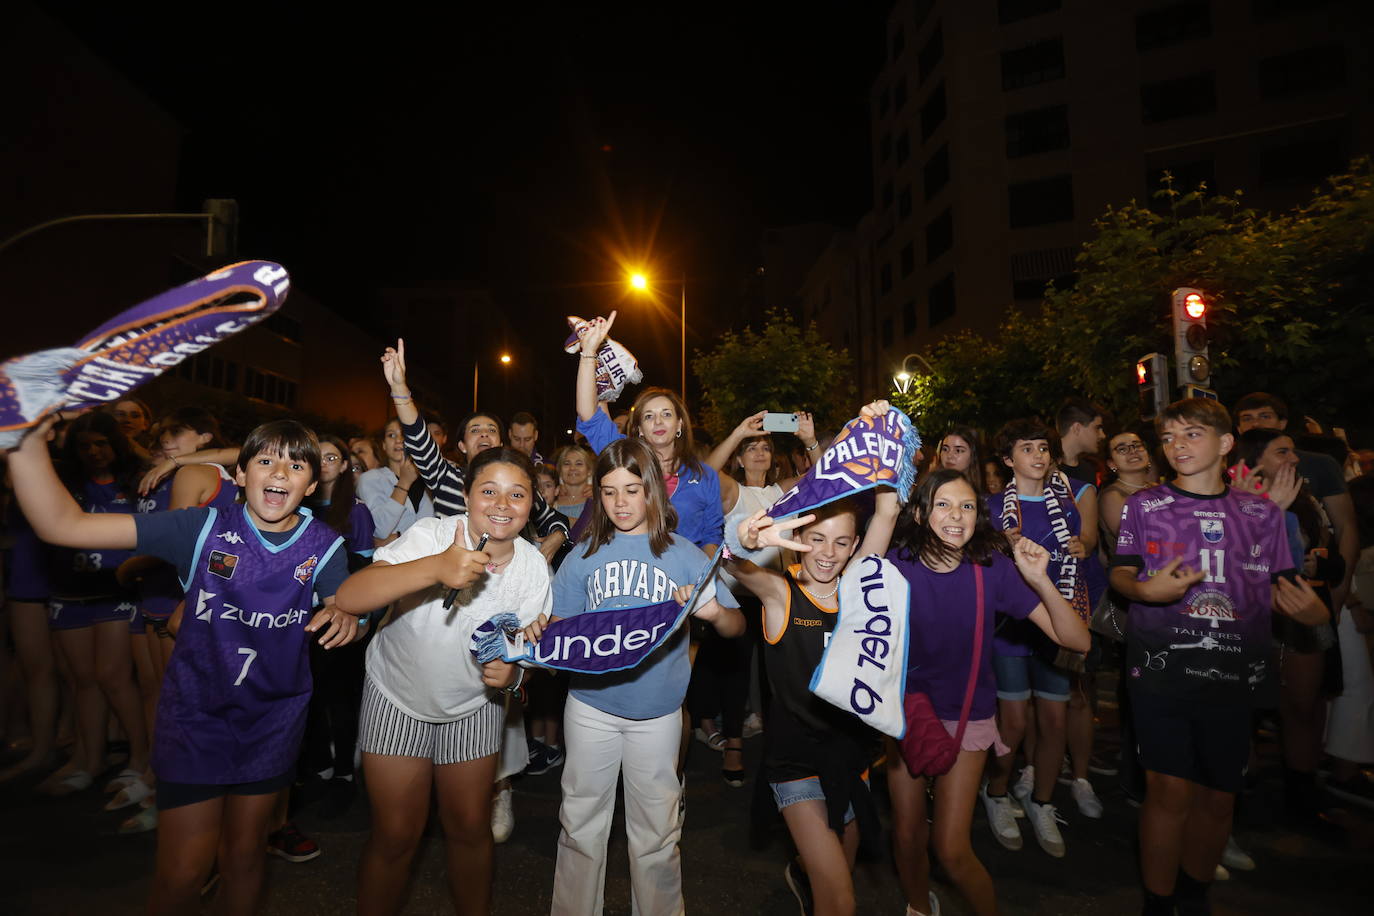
left=763, top=569, right=845, bottom=736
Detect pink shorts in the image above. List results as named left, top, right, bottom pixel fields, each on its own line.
left=941, top=716, right=1009, bottom=757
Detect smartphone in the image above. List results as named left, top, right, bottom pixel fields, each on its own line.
left=762, top=412, right=799, bottom=433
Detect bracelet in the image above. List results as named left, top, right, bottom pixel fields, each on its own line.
left=804, top=442, right=820, bottom=452
left=580, top=354, right=598, bottom=360
left=171, top=456, right=181, bottom=467
left=502, top=667, right=526, bottom=694
left=391, top=394, right=413, bottom=402
left=392, top=485, right=407, bottom=493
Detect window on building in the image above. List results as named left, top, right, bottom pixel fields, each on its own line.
left=924, top=144, right=950, bottom=200
left=899, top=185, right=913, bottom=220
left=919, top=24, right=944, bottom=82
left=1141, top=72, right=1216, bottom=123
left=999, top=0, right=1061, bottom=24
left=1258, top=123, right=1349, bottom=188
left=1001, top=38, right=1065, bottom=90
left=882, top=316, right=894, bottom=347
left=926, top=208, right=953, bottom=262
left=900, top=242, right=915, bottom=278
left=263, top=311, right=303, bottom=345
left=903, top=300, right=918, bottom=336
left=896, top=131, right=910, bottom=165
left=921, top=82, right=947, bottom=141
left=1010, top=247, right=1077, bottom=300
left=880, top=132, right=892, bottom=163
left=928, top=273, right=956, bottom=326
left=891, top=26, right=905, bottom=59
left=1135, top=1, right=1211, bottom=51
left=880, top=262, right=893, bottom=294
left=1147, top=158, right=1215, bottom=197
left=894, top=77, right=908, bottom=111
left=1008, top=174, right=1074, bottom=228
left=1259, top=44, right=1346, bottom=97
left=1005, top=105, right=1070, bottom=157
left=882, top=180, right=894, bottom=209
left=243, top=367, right=299, bottom=408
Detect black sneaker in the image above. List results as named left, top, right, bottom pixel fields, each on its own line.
left=525, top=743, right=565, bottom=776
left=267, top=822, right=321, bottom=862
left=783, top=860, right=814, bottom=916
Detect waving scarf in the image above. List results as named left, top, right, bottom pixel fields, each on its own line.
left=472, top=544, right=726, bottom=674
left=0, top=261, right=288, bottom=448
left=562, top=315, right=643, bottom=403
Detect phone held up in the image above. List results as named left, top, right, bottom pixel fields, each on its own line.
left=762, top=412, right=799, bottom=434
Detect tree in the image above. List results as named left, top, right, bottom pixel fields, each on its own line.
left=895, top=158, right=1374, bottom=436
left=693, top=309, right=856, bottom=441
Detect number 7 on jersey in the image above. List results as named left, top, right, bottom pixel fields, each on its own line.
left=233, top=647, right=258, bottom=686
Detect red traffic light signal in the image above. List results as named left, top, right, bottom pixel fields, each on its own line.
left=1171, top=287, right=1211, bottom=388
left=1136, top=353, right=1168, bottom=420
left=1183, top=293, right=1206, bottom=320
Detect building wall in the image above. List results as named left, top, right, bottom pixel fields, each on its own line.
left=864, top=0, right=1373, bottom=378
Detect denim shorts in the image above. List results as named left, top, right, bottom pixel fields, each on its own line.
left=992, top=652, right=1070, bottom=702
left=770, top=776, right=858, bottom=824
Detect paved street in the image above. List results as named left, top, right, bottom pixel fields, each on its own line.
left=2, top=683, right=1368, bottom=915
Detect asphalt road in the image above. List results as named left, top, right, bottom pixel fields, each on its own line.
left=2, top=687, right=1368, bottom=915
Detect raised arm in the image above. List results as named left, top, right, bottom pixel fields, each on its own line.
left=1015, top=539, right=1090, bottom=652
left=774, top=412, right=821, bottom=491
left=5, top=422, right=137, bottom=550
left=575, top=312, right=616, bottom=423
left=706, top=411, right=767, bottom=472
left=382, top=339, right=420, bottom=428
left=139, top=446, right=241, bottom=495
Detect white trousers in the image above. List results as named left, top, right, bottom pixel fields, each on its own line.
left=1326, top=606, right=1374, bottom=762
left=552, top=695, right=684, bottom=916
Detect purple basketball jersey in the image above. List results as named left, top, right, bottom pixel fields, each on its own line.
left=151, top=505, right=343, bottom=783
left=1115, top=484, right=1293, bottom=703
left=52, top=478, right=134, bottom=599
left=137, top=466, right=239, bottom=618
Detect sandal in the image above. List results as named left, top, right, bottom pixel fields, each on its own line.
left=119, top=803, right=159, bottom=834
left=106, top=777, right=153, bottom=811
left=693, top=729, right=726, bottom=752
left=43, top=769, right=93, bottom=797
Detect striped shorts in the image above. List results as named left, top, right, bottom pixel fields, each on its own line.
left=357, top=676, right=503, bottom=765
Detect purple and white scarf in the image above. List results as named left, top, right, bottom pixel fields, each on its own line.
left=0, top=261, right=288, bottom=448
left=1000, top=470, right=1089, bottom=621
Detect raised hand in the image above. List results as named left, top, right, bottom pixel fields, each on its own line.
left=1264, top=462, right=1300, bottom=510
left=581, top=311, right=617, bottom=356
left=860, top=400, right=891, bottom=422
left=796, top=411, right=816, bottom=447
left=397, top=457, right=420, bottom=488
left=381, top=338, right=409, bottom=394
left=734, top=411, right=767, bottom=440
left=1012, top=536, right=1050, bottom=581
left=738, top=510, right=816, bottom=552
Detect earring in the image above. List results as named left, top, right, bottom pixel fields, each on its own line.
left=676, top=427, right=683, bottom=439
left=1109, top=466, right=1117, bottom=473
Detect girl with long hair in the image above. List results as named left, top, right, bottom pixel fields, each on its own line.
left=928, top=426, right=986, bottom=495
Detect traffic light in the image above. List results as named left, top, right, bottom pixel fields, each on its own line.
left=1171, top=287, right=1210, bottom=389
left=1136, top=352, right=1168, bottom=420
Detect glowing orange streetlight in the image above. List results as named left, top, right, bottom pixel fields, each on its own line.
left=500, top=353, right=512, bottom=365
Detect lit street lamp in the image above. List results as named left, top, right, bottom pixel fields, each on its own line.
left=627, top=270, right=687, bottom=396
left=892, top=352, right=935, bottom=395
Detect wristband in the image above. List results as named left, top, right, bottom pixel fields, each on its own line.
left=580, top=354, right=598, bottom=360
left=502, top=667, right=526, bottom=694
left=804, top=442, right=819, bottom=452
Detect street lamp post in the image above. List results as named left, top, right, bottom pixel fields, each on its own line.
left=473, top=353, right=512, bottom=412
left=629, top=271, right=687, bottom=396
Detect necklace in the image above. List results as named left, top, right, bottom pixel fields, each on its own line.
left=805, top=580, right=840, bottom=601
left=1115, top=478, right=1151, bottom=492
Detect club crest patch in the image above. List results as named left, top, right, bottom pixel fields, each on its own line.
left=208, top=550, right=239, bottom=579
left=293, top=555, right=319, bottom=586
left=1200, top=519, right=1224, bottom=543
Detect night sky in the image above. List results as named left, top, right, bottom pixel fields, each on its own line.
left=40, top=1, right=890, bottom=392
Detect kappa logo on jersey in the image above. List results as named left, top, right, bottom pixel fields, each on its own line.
left=1200, top=519, right=1224, bottom=543
left=293, top=555, right=319, bottom=586
left=217, top=531, right=245, bottom=545
left=208, top=550, right=238, bottom=579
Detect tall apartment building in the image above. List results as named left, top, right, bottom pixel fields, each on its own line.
left=846, top=0, right=1372, bottom=395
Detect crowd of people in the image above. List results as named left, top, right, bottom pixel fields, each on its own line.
left=1, top=312, right=1371, bottom=916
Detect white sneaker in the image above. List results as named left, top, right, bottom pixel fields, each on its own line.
left=1026, top=799, right=1066, bottom=858
left=491, top=786, right=514, bottom=844
left=1214, top=864, right=1230, bottom=881
left=979, top=783, right=1023, bottom=850
left=742, top=713, right=764, bottom=738
left=1011, top=765, right=1035, bottom=802
left=1069, top=777, right=1103, bottom=819
left=903, top=893, right=941, bottom=916
left=1221, top=835, right=1255, bottom=871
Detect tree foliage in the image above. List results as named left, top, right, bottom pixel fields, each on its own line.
left=694, top=309, right=857, bottom=441
left=893, top=158, right=1374, bottom=439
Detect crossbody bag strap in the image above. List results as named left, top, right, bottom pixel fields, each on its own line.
left=951, top=563, right=986, bottom=748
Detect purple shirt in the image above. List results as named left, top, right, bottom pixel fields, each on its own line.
left=51, top=478, right=135, bottom=600
left=137, top=505, right=345, bottom=783
left=887, top=550, right=1040, bottom=721
left=1113, top=483, right=1295, bottom=703
left=986, top=490, right=1081, bottom=657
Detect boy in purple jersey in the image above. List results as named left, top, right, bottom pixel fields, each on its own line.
left=4, top=417, right=359, bottom=916
left=1109, top=399, right=1329, bottom=916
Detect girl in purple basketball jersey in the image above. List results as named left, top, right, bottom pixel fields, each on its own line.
left=5, top=417, right=358, bottom=916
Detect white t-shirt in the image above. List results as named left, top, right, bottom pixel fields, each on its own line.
left=365, top=515, right=551, bottom=722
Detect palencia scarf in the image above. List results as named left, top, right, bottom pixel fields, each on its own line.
left=999, top=470, right=1090, bottom=622
left=562, top=315, right=643, bottom=403
left=0, top=261, right=288, bottom=448
left=472, top=544, right=726, bottom=674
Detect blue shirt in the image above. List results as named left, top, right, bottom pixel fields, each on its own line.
left=576, top=410, right=725, bottom=549
left=553, top=532, right=737, bottom=719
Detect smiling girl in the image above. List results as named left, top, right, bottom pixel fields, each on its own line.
left=6, top=417, right=356, bottom=916
left=336, top=446, right=551, bottom=916
left=529, top=438, right=743, bottom=915
left=555, top=444, right=594, bottom=521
